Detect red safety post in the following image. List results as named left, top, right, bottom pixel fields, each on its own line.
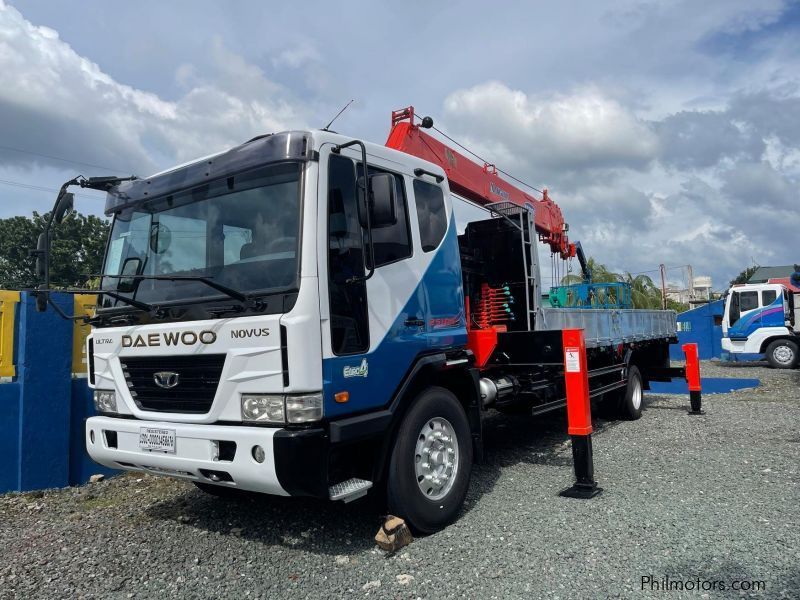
left=682, top=342, right=704, bottom=415
left=559, top=328, right=602, bottom=499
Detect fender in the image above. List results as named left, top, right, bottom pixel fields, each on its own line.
left=328, top=350, right=481, bottom=482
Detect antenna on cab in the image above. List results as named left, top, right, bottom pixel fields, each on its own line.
left=322, top=99, right=355, bottom=132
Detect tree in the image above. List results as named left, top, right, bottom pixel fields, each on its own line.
left=0, top=211, right=110, bottom=289
left=560, top=257, right=618, bottom=285
left=730, top=265, right=759, bottom=287
left=619, top=272, right=663, bottom=309
left=559, top=257, right=690, bottom=311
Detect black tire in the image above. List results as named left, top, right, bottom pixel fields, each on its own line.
left=386, top=386, right=473, bottom=534
left=193, top=481, right=248, bottom=499
left=765, top=339, right=799, bottom=369
left=619, top=366, right=644, bottom=420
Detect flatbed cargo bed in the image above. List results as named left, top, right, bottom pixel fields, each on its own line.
left=539, top=308, right=677, bottom=348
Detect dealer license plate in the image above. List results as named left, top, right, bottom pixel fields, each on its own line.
left=139, top=427, right=176, bottom=453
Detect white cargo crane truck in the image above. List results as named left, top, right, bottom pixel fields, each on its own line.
left=33, top=106, right=678, bottom=532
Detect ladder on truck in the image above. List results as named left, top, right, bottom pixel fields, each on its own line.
left=485, top=201, right=543, bottom=331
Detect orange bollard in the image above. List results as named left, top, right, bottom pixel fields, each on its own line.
left=559, top=329, right=602, bottom=499
left=682, top=342, right=704, bottom=415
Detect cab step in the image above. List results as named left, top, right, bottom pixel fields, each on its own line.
left=329, top=478, right=373, bottom=503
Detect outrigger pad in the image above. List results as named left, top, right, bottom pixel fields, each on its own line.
left=559, top=482, right=603, bottom=499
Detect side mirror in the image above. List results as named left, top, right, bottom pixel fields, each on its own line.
left=357, top=173, right=397, bottom=229
left=54, top=192, right=74, bottom=224
left=35, top=290, right=49, bottom=313
left=368, top=173, right=397, bottom=228
left=35, top=232, right=47, bottom=279
left=117, top=257, right=142, bottom=293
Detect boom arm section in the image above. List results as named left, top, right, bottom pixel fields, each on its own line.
left=385, top=106, right=575, bottom=258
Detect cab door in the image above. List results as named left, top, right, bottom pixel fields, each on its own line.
left=727, top=288, right=763, bottom=339
left=319, top=146, right=427, bottom=418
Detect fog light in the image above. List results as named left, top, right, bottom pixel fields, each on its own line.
left=286, top=393, right=323, bottom=424
left=93, top=390, right=117, bottom=413
left=241, top=394, right=285, bottom=424
left=252, top=445, right=265, bottom=463
left=210, top=440, right=219, bottom=461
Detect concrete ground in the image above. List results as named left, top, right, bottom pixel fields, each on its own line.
left=1, top=360, right=798, bottom=599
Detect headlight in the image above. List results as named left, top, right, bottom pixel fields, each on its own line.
left=286, top=393, right=323, bottom=424
left=241, top=394, right=285, bottom=424
left=93, top=390, right=117, bottom=413
left=240, top=393, right=324, bottom=425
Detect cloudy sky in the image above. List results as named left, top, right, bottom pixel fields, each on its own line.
left=1, top=0, right=798, bottom=290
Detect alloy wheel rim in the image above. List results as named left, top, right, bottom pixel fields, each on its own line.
left=631, top=377, right=642, bottom=410
left=414, top=417, right=459, bottom=501
left=774, top=345, right=794, bottom=365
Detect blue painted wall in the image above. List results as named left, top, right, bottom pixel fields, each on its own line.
left=0, top=292, right=116, bottom=493
left=670, top=300, right=724, bottom=360
left=0, top=382, right=21, bottom=492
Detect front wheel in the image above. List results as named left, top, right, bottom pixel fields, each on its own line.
left=386, top=386, right=473, bottom=534
left=765, top=339, right=799, bottom=369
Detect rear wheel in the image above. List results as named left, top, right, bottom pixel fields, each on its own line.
left=765, top=339, right=798, bottom=369
left=387, top=386, right=473, bottom=534
left=619, top=366, right=644, bottom=420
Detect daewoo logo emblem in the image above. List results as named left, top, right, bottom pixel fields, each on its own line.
left=153, top=371, right=180, bottom=389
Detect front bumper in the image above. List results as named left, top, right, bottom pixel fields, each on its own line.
left=86, top=416, right=328, bottom=496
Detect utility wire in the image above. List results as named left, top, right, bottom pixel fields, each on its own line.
left=0, top=143, right=130, bottom=173
left=412, top=110, right=545, bottom=196
left=0, top=178, right=103, bottom=201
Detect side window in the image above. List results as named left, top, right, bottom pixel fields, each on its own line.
left=729, top=291, right=741, bottom=326
left=413, top=179, right=447, bottom=252
left=328, top=155, right=369, bottom=355
left=357, top=165, right=412, bottom=268
left=761, top=290, right=777, bottom=306
left=739, top=291, right=758, bottom=312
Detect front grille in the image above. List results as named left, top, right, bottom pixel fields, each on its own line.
left=121, top=354, right=226, bottom=414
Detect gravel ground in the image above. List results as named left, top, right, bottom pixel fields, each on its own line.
left=1, top=361, right=799, bottom=599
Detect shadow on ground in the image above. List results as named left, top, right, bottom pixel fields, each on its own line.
left=143, top=397, right=653, bottom=555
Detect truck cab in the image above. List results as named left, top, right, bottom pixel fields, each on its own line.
left=722, top=283, right=798, bottom=368
left=85, top=129, right=473, bottom=531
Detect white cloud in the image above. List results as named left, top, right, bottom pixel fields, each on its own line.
left=0, top=3, right=308, bottom=176
left=271, top=44, right=322, bottom=69
left=437, top=77, right=800, bottom=290
left=443, top=82, right=659, bottom=173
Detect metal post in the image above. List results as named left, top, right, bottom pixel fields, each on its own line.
left=682, top=342, right=704, bottom=415
left=559, top=328, right=602, bottom=499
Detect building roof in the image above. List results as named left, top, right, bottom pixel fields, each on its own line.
left=768, top=278, right=800, bottom=293
left=748, top=265, right=798, bottom=283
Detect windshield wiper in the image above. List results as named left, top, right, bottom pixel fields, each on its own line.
left=97, top=274, right=258, bottom=307
left=99, top=289, right=155, bottom=312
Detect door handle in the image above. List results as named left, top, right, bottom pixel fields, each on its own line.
left=404, top=318, right=425, bottom=328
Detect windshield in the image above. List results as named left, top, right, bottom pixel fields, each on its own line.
left=101, top=161, right=302, bottom=308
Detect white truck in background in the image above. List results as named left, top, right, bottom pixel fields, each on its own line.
left=722, top=281, right=800, bottom=368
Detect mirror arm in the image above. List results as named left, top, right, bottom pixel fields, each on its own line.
left=33, top=175, right=138, bottom=307
left=333, top=140, right=375, bottom=283
left=30, top=291, right=89, bottom=323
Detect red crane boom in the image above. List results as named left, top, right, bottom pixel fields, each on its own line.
left=385, top=106, right=575, bottom=259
